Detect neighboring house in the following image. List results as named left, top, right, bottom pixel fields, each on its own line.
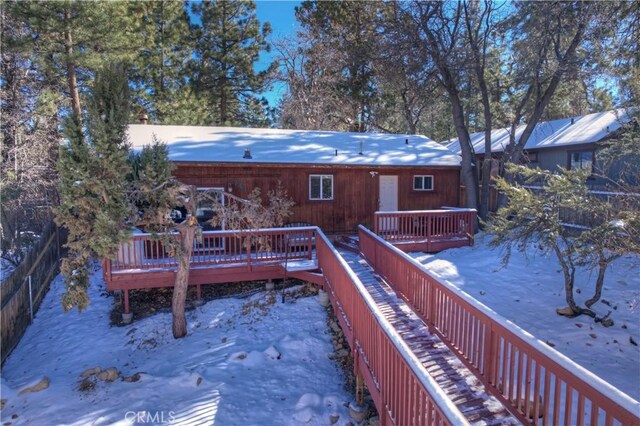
left=127, top=125, right=462, bottom=233
left=446, top=109, right=633, bottom=185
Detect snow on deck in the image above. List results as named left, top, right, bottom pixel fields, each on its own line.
left=283, top=259, right=319, bottom=272
left=127, top=124, right=461, bottom=167
left=336, top=247, right=520, bottom=424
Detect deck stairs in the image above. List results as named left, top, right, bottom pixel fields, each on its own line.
left=336, top=246, right=521, bottom=425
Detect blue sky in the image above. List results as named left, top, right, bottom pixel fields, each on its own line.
left=254, top=1, right=301, bottom=105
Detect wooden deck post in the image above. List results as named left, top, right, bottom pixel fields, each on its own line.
left=123, top=289, right=130, bottom=314
left=356, top=374, right=365, bottom=406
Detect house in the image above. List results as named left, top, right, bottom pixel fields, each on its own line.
left=445, top=109, right=633, bottom=184
left=127, top=125, right=462, bottom=233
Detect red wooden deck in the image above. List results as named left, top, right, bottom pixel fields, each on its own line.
left=101, top=210, right=639, bottom=425
left=373, top=208, right=476, bottom=252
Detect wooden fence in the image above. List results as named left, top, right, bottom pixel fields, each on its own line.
left=359, top=225, right=640, bottom=426
left=522, top=186, right=640, bottom=229
left=316, top=229, right=467, bottom=425
left=461, top=184, right=639, bottom=229
left=1, top=222, right=64, bottom=365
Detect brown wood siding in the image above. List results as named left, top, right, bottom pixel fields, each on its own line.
left=173, top=163, right=460, bottom=233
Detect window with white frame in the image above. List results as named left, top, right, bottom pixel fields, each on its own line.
left=309, top=175, right=333, bottom=200
left=413, top=175, right=434, bottom=191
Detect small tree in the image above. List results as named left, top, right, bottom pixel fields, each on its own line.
left=209, top=184, right=295, bottom=252
left=488, top=163, right=638, bottom=324
left=129, top=143, right=295, bottom=338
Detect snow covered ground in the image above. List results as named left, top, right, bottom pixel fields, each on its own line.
left=0, top=259, right=16, bottom=283
left=2, top=235, right=638, bottom=425
left=411, top=234, right=640, bottom=401
left=1, top=264, right=354, bottom=425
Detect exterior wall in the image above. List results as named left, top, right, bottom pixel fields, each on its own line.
left=536, top=148, right=569, bottom=172
left=173, top=163, right=460, bottom=233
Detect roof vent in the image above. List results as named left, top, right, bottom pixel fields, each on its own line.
left=571, top=117, right=574, bottom=125
left=243, top=148, right=252, bottom=159
left=139, top=113, right=149, bottom=125
left=405, top=138, right=409, bottom=144
left=359, top=141, right=364, bottom=155
left=335, top=149, right=338, bottom=156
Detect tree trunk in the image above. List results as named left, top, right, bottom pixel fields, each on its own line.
left=476, top=61, right=492, bottom=222
left=172, top=217, right=197, bottom=338
left=64, top=8, right=82, bottom=123
left=585, top=258, right=608, bottom=308
left=450, top=92, right=479, bottom=213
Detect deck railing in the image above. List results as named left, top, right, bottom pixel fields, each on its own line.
left=373, top=209, right=475, bottom=248
left=316, top=229, right=468, bottom=426
left=108, top=227, right=315, bottom=273
left=359, top=225, right=640, bottom=426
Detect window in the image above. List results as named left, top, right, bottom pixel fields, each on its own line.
left=522, top=151, right=538, bottom=163
left=413, top=175, right=434, bottom=191
left=195, top=187, right=224, bottom=230
left=309, top=175, right=333, bottom=200
left=195, top=187, right=224, bottom=250
left=569, top=150, right=594, bottom=173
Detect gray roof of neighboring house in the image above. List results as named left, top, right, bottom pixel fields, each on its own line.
left=445, top=109, right=633, bottom=155
left=127, top=125, right=461, bottom=167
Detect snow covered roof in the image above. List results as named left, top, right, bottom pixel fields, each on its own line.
left=446, top=109, right=633, bottom=155
left=127, top=125, right=460, bottom=167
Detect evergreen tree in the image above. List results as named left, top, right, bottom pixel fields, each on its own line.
left=292, top=1, right=379, bottom=132
left=129, top=0, right=196, bottom=124
left=488, top=164, right=638, bottom=324
left=55, top=63, right=132, bottom=311
left=190, top=0, right=275, bottom=126
left=1, top=5, right=61, bottom=265
left=10, top=1, right=139, bottom=121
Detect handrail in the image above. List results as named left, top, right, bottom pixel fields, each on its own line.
left=359, top=225, right=640, bottom=426
left=375, top=208, right=478, bottom=214
left=373, top=210, right=475, bottom=247
left=108, top=227, right=316, bottom=273
left=315, top=228, right=469, bottom=426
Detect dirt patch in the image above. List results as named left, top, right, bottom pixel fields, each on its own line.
left=110, top=279, right=311, bottom=326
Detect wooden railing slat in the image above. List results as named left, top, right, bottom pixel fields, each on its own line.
left=359, top=224, right=640, bottom=426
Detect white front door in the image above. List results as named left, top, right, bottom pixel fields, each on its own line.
left=379, top=175, right=398, bottom=211
left=379, top=175, right=398, bottom=231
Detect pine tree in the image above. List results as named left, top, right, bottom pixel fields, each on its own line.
left=488, top=163, right=638, bottom=325
left=129, top=0, right=196, bottom=124
left=190, top=0, right=275, bottom=126
left=1, top=5, right=61, bottom=264
left=55, top=63, right=132, bottom=311
left=292, top=1, right=379, bottom=132
left=10, top=1, right=139, bottom=121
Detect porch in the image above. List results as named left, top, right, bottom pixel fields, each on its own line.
left=102, top=209, right=476, bottom=314
left=373, top=208, right=476, bottom=252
